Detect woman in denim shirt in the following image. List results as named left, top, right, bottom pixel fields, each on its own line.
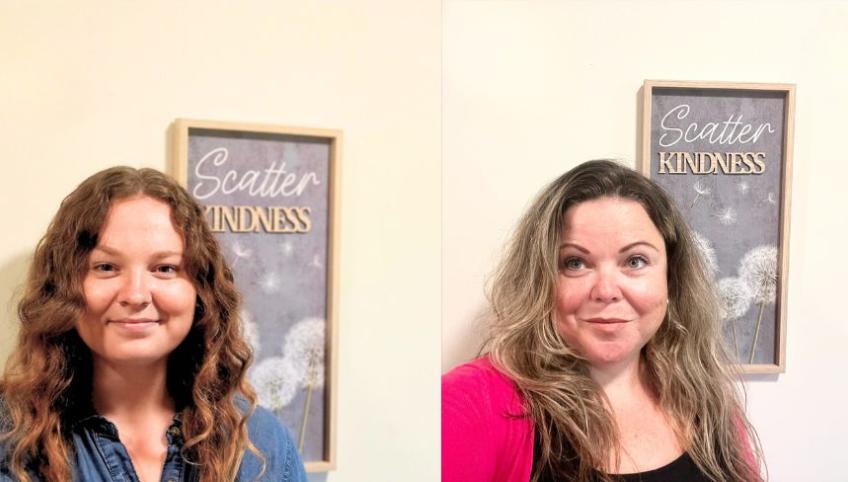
left=0, top=167, right=307, bottom=482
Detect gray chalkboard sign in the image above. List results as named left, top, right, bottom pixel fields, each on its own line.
left=170, top=119, right=340, bottom=470
left=640, top=81, right=794, bottom=374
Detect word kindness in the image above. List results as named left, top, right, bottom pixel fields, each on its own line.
left=657, top=104, right=775, bottom=175
left=193, top=147, right=319, bottom=233
left=204, top=205, right=311, bottom=233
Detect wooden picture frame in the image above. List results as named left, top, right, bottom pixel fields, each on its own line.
left=170, top=119, right=340, bottom=470
left=640, top=81, right=795, bottom=374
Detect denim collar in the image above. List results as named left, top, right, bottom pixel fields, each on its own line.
left=67, top=398, right=184, bottom=442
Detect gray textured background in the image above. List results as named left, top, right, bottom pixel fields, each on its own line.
left=649, top=88, right=786, bottom=365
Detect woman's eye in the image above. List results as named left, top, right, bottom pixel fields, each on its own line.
left=562, top=257, right=585, bottom=271
left=92, top=263, right=115, bottom=273
left=626, top=256, right=648, bottom=269
left=155, top=264, right=179, bottom=275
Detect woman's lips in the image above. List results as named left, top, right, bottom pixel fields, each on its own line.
left=582, top=317, right=632, bottom=324
left=109, top=318, right=160, bottom=333
left=111, top=318, right=159, bottom=324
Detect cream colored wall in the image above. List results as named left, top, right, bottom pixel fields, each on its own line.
left=443, top=1, right=847, bottom=481
left=0, top=2, right=440, bottom=481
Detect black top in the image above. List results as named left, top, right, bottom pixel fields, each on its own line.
left=532, top=430, right=712, bottom=482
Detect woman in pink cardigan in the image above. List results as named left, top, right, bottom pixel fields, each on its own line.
left=442, top=160, right=763, bottom=482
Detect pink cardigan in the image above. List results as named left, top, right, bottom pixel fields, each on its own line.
left=442, top=357, right=760, bottom=482
left=442, top=357, right=533, bottom=482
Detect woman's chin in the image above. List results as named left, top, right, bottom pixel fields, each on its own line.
left=582, top=341, right=640, bottom=367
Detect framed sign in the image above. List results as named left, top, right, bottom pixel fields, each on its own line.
left=640, top=81, right=794, bottom=374
left=170, top=119, right=340, bottom=470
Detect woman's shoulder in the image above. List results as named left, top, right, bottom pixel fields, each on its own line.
left=239, top=404, right=308, bottom=482
left=442, top=356, right=534, bottom=482
left=442, top=355, right=525, bottom=414
left=244, top=404, right=292, bottom=445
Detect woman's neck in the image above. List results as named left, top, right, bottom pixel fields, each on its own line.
left=90, top=357, right=175, bottom=423
left=588, top=353, right=653, bottom=409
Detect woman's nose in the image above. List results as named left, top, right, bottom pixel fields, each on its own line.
left=590, top=267, right=622, bottom=303
left=118, top=270, right=152, bottom=307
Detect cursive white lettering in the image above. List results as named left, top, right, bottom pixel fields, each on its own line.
left=192, top=147, right=321, bottom=200
left=658, top=103, right=775, bottom=148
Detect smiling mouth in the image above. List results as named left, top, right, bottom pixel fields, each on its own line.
left=582, top=318, right=632, bottom=324
left=110, top=319, right=160, bottom=325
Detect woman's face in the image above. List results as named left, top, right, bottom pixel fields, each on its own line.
left=76, top=195, right=196, bottom=366
left=554, top=197, right=668, bottom=368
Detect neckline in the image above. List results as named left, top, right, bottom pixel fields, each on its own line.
left=606, top=452, right=690, bottom=478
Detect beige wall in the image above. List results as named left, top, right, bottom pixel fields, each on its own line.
left=0, top=2, right=440, bottom=481
left=443, top=1, right=848, bottom=481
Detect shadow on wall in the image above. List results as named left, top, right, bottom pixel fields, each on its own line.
left=0, top=251, right=31, bottom=369
left=443, top=303, right=491, bottom=373
left=307, top=473, right=327, bottom=482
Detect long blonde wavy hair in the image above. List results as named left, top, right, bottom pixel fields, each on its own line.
left=485, top=160, right=764, bottom=482
left=0, top=167, right=262, bottom=482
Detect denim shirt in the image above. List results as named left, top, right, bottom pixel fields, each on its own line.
left=1, top=405, right=307, bottom=482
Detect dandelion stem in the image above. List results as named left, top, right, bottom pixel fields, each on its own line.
left=298, top=382, right=314, bottom=453
left=731, top=318, right=740, bottom=361
left=748, top=300, right=766, bottom=364
left=298, top=350, right=319, bottom=453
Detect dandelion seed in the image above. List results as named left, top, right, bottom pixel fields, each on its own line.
left=738, top=245, right=778, bottom=363
left=250, top=356, right=300, bottom=410
left=240, top=309, right=261, bottom=354
left=692, top=231, right=718, bottom=278
left=260, top=271, right=280, bottom=293
left=717, top=277, right=753, bottom=321
left=767, top=192, right=777, bottom=205
left=310, top=254, right=323, bottom=269
left=737, top=181, right=750, bottom=195
left=690, top=180, right=712, bottom=208
left=231, top=241, right=252, bottom=268
left=281, top=318, right=326, bottom=389
left=739, top=245, right=778, bottom=305
left=717, top=277, right=753, bottom=361
left=715, top=207, right=737, bottom=226
left=281, top=241, right=294, bottom=257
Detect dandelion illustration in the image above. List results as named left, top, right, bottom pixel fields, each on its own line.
left=738, top=245, right=778, bottom=363
left=737, top=180, right=750, bottom=195
left=690, top=179, right=712, bottom=208
left=310, top=254, right=323, bottom=269
left=281, top=318, right=326, bottom=452
left=281, top=241, right=294, bottom=257
left=250, top=356, right=300, bottom=411
left=715, top=207, right=738, bottom=226
left=692, top=231, right=718, bottom=278
left=230, top=241, right=252, bottom=268
left=260, top=271, right=280, bottom=293
left=717, top=277, right=753, bottom=360
left=240, top=309, right=261, bottom=354
left=767, top=192, right=777, bottom=205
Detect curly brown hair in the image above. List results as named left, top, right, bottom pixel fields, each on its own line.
left=0, top=166, right=262, bottom=482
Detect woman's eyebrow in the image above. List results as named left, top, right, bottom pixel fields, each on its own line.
left=558, top=241, right=660, bottom=253
left=91, top=245, right=183, bottom=259
left=90, top=245, right=119, bottom=256
left=150, top=250, right=183, bottom=260
left=558, top=242, right=589, bottom=253
left=619, top=241, right=660, bottom=253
